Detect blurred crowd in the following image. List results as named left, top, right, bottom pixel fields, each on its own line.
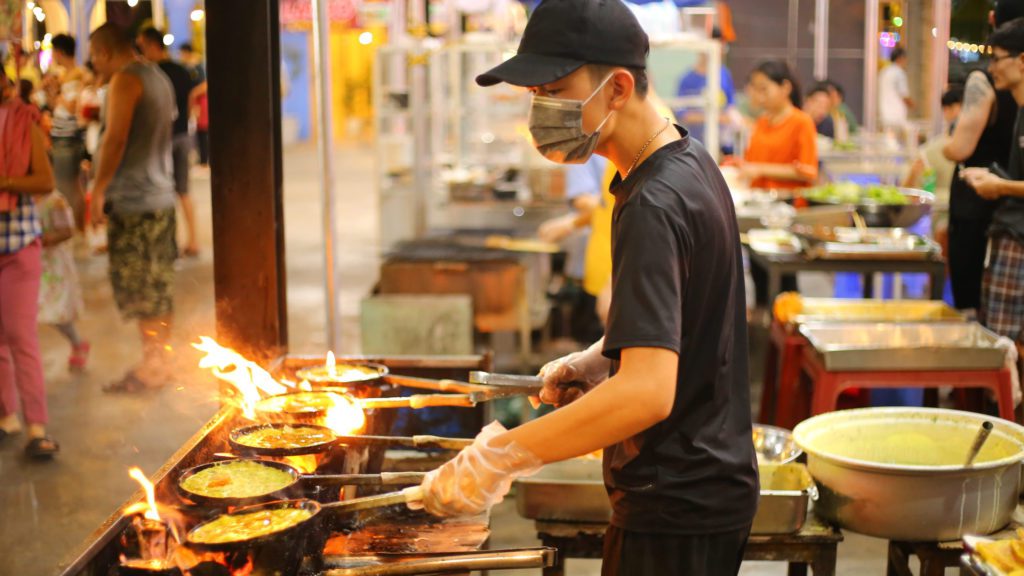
left=0, top=24, right=208, bottom=460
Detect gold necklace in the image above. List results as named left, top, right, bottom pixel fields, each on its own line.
left=625, top=118, right=671, bottom=177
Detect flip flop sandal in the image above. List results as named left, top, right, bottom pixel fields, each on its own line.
left=103, top=372, right=150, bottom=394
left=25, top=436, right=59, bottom=459
left=0, top=428, right=21, bottom=442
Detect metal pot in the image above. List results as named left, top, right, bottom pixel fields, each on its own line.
left=806, top=188, right=933, bottom=228
left=793, top=407, right=1024, bottom=541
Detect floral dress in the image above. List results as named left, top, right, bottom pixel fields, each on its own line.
left=37, top=191, right=83, bottom=325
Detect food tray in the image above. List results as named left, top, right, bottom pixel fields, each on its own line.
left=799, top=322, right=1006, bottom=371
left=515, top=460, right=813, bottom=535
left=751, top=463, right=815, bottom=535
left=802, top=229, right=939, bottom=261
left=746, top=229, right=802, bottom=255
left=516, top=426, right=805, bottom=526
left=791, top=298, right=964, bottom=326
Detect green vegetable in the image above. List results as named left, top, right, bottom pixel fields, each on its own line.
left=805, top=182, right=909, bottom=206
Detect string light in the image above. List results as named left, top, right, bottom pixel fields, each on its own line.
left=163, top=33, right=174, bottom=46
left=190, top=9, right=204, bottom=22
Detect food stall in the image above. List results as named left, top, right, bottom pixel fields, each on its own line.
left=52, top=1, right=1024, bottom=575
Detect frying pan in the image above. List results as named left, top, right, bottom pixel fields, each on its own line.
left=229, top=422, right=472, bottom=459
left=177, top=458, right=426, bottom=508
left=253, top=388, right=525, bottom=424
left=185, top=488, right=424, bottom=552
left=294, top=362, right=390, bottom=386
left=229, top=423, right=339, bottom=457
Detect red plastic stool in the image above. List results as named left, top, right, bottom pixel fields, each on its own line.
left=800, top=346, right=1017, bottom=422
left=759, top=320, right=811, bottom=429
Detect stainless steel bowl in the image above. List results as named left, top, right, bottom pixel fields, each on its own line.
left=807, top=188, right=933, bottom=228
left=794, top=407, right=1024, bottom=541
left=753, top=424, right=802, bottom=464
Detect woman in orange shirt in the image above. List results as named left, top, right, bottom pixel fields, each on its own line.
left=741, top=60, right=819, bottom=189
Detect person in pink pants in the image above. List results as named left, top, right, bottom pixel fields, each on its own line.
left=0, top=71, right=58, bottom=458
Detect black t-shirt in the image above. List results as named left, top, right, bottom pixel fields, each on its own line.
left=990, top=107, right=1024, bottom=241
left=950, top=74, right=1015, bottom=221
left=157, top=59, right=195, bottom=136
left=602, top=126, right=760, bottom=535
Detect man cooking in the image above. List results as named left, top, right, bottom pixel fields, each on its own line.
left=416, top=1, right=759, bottom=574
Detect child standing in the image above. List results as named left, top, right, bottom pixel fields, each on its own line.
left=37, top=190, right=88, bottom=369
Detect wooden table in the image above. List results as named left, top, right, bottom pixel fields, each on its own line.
left=888, top=523, right=1020, bottom=576
left=534, top=513, right=843, bottom=576
left=745, top=513, right=844, bottom=576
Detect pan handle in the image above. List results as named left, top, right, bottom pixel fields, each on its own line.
left=333, top=434, right=471, bottom=451
left=322, top=548, right=557, bottom=576
left=358, top=395, right=477, bottom=409
left=299, top=472, right=426, bottom=487
left=322, top=487, right=424, bottom=515
left=383, top=375, right=490, bottom=394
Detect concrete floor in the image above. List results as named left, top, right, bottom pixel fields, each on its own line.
left=1, top=142, right=929, bottom=575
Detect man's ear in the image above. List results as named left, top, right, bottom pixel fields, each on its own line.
left=608, top=69, right=635, bottom=111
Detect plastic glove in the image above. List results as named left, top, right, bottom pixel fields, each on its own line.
left=536, top=339, right=611, bottom=408
left=418, top=421, right=542, bottom=517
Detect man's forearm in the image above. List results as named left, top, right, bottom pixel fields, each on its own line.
left=500, top=369, right=672, bottom=464
left=999, top=179, right=1024, bottom=198
left=751, top=162, right=815, bottom=183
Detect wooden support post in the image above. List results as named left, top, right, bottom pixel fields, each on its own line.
left=205, top=0, right=288, bottom=361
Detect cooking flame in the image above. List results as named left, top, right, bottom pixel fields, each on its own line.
left=126, top=467, right=161, bottom=522
left=322, top=392, right=367, bottom=435
left=193, top=336, right=291, bottom=418
left=326, top=351, right=337, bottom=376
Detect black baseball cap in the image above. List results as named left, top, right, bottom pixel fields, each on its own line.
left=475, top=0, right=649, bottom=88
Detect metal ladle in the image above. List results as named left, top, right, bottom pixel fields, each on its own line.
left=964, top=421, right=995, bottom=468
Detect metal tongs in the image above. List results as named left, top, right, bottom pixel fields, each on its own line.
left=382, top=374, right=542, bottom=404
left=469, top=371, right=589, bottom=406
left=469, top=371, right=544, bottom=392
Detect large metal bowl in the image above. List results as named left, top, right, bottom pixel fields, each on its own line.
left=753, top=423, right=802, bottom=465
left=807, top=188, right=933, bottom=228
left=794, top=408, right=1024, bottom=541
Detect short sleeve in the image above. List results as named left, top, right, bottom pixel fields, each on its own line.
left=796, top=116, right=820, bottom=180
left=603, top=202, right=687, bottom=360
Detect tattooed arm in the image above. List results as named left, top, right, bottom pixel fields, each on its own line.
left=943, top=71, right=996, bottom=162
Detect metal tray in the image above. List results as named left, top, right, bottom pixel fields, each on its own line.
left=799, top=322, right=1006, bottom=371
left=515, top=458, right=608, bottom=523
left=751, top=463, right=815, bottom=535
left=805, top=241, right=938, bottom=260
left=746, top=229, right=802, bottom=255
left=791, top=298, right=965, bottom=326
left=515, top=460, right=813, bottom=535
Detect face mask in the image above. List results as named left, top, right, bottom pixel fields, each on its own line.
left=529, top=74, right=614, bottom=164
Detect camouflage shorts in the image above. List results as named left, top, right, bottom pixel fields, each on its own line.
left=108, top=208, right=176, bottom=319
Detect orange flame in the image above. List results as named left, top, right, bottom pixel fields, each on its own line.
left=322, top=392, right=366, bottom=435
left=192, top=336, right=291, bottom=418
left=127, top=467, right=161, bottom=522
